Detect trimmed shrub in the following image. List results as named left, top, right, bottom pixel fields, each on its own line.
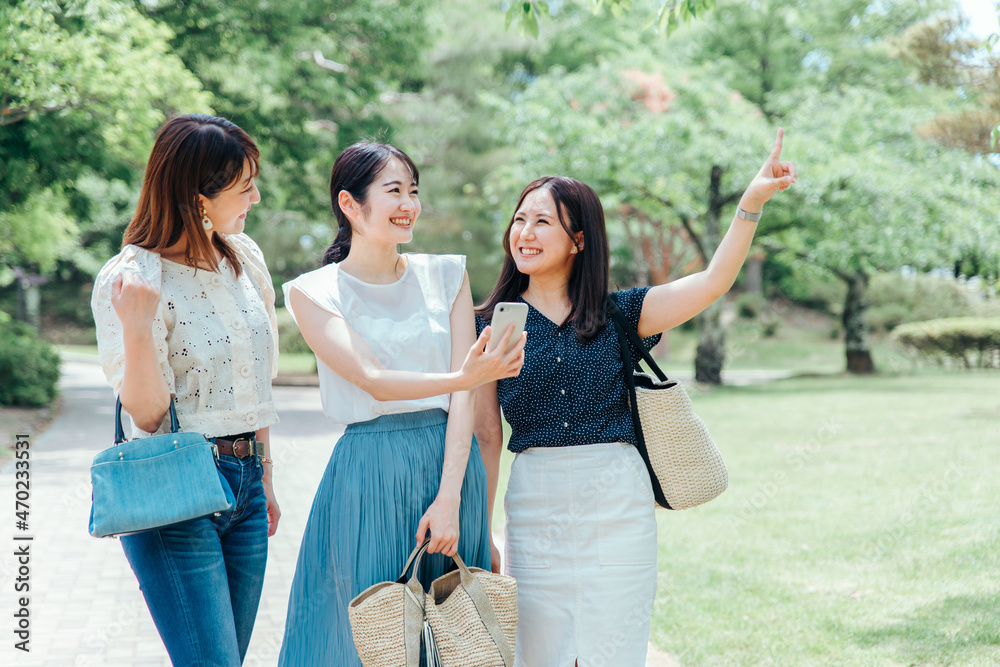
left=0, top=315, right=61, bottom=406
left=891, top=318, right=1000, bottom=368
left=759, top=312, right=781, bottom=338
left=276, top=307, right=311, bottom=354
left=736, top=293, right=767, bottom=319
left=869, top=273, right=973, bottom=332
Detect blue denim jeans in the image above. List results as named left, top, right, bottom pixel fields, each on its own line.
left=121, top=453, right=268, bottom=667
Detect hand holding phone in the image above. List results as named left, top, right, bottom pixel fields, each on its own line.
left=460, top=302, right=527, bottom=388
left=487, top=302, right=528, bottom=353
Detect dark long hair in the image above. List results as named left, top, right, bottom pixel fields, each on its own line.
left=477, top=176, right=610, bottom=342
left=123, top=114, right=260, bottom=276
left=321, top=142, right=420, bottom=266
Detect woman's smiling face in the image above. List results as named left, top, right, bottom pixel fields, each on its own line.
left=354, top=157, right=421, bottom=244
left=509, top=187, right=581, bottom=278
left=199, top=158, right=260, bottom=236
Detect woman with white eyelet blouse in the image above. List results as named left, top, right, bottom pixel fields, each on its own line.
left=91, top=115, right=279, bottom=667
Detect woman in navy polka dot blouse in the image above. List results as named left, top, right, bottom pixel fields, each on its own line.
left=475, top=130, right=796, bottom=667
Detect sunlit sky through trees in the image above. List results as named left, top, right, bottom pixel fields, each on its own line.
left=959, top=0, right=998, bottom=38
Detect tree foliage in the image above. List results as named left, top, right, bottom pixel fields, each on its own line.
left=506, top=0, right=717, bottom=38
left=897, top=14, right=1000, bottom=156
left=0, top=0, right=209, bottom=273
left=139, top=0, right=435, bottom=283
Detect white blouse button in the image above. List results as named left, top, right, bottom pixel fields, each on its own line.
left=210, top=275, right=223, bottom=287
left=232, top=318, right=243, bottom=331
left=245, top=413, right=258, bottom=426
left=239, top=364, right=252, bottom=378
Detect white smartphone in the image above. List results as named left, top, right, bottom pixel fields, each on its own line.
left=487, top=302, right=528, bottom=353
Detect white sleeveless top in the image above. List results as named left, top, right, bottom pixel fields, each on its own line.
left=92, top=233, right=279, bottom=438
left=282, top=254, right=466, bottom=426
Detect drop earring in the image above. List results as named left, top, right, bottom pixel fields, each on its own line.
left=201, top=208, right=213, bottom=231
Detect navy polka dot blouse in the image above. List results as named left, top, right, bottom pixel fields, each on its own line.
left=476, top=287, right=661, bottom=453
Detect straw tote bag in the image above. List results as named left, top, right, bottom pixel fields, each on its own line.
left=349, top=541, right=517, bottom=667
left=607, top=296, right=728, bottom=510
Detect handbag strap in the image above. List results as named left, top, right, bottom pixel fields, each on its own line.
left=607, top=295, right=673, bottom=509
left=400, top=541, right=430, bottom=667
left=397, top=540, right=430, bottom=584
left=606, top=296, right=669, bottom=382
left=451, top=553, right=514, bottom=667
left=114, top=396, right=180, bottom=444
left=607, top=296, right=645, bottom=449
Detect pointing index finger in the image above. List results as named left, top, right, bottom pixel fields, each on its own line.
left=770, top=127, right=784, bottom=160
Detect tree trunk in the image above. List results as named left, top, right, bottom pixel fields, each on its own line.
left=25, top=280, right=41, bottom=330
left=14, top=268, right=45, bottom=330
left=745, top=250, right=765, bottom=295
left=694, top=165, right=728, bottom=384
left=695, top=299, right=725, bottom=383
left=842, top=272, right=875, bottom=373
left=16, top=274, right=26, bottom=323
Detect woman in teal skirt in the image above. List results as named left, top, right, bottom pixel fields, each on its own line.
left=277, top=142, right=525, bottom=666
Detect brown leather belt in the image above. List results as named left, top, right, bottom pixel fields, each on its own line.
left=213, top=435, right=258, bottom=459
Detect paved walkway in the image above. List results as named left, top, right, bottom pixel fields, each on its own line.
left=1, top=360, right=678, bottom=667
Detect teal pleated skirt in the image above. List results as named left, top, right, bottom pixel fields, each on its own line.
left=277, top=409, right=490, bottom=667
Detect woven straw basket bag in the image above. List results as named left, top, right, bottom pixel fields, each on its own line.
left=608, top=297, right=729, bottom=510
left=349, top=541, right=517, bottom=667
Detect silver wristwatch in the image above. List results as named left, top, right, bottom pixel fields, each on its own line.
left=736, top=207, right=762, bottom=222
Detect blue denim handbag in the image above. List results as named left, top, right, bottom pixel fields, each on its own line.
left=89, top=398, right=236, bottom=538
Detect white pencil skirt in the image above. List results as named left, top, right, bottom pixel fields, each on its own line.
left=503, top=442, right=659, bottom=667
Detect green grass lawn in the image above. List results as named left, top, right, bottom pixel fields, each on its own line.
left=492, top=371, right=999, bottom=665
left=653, top=325, right=904, bottom=376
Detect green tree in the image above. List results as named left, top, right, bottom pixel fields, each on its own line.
left=896, top=14, right=1000, bottom=281
left=685, top=0, right=999, bottom=373
left=0, top=0, right=210, bottom=212
left=767, top=86, right=1000, bottom=371
left=0, top=0, right=209, bottom=324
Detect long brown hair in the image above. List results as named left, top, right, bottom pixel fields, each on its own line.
left=123, top=114, right=260, bottom=275
left=477, top=176, right=610, bottom=342
left=322, top=142, right=419, bottom=266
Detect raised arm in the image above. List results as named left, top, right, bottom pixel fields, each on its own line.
left=287, top=274, right=524, bottom=401
left=637, top=128, right=797, bottom=338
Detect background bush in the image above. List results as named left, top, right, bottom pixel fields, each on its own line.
left=868, top=273, right=975, bottom=332
left=276, top=307, right=311, bottom=354
left=0, top=314, right=61, bottom=406
left=891, top=317, right=1000, bottom=368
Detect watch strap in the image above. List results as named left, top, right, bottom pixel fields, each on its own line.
left=736, top=207, right=762, bottom=222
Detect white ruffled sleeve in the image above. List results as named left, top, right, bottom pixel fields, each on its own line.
left=227, top=232, right=280, bottom=379
left=282, top=263, right=344, bottom=323
left=436, top=254, right=468, bottom=309
left=90, top=246, right=174, bottom=396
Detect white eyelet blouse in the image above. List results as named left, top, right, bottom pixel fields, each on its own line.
left=92, top=233, right=279, bottom=438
